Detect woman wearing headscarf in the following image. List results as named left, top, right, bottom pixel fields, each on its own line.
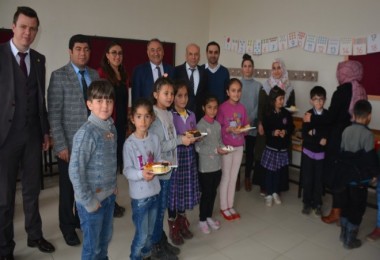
left=303, top=60, right=367, bottom=224
left=263, top=58, right=295, bottom=108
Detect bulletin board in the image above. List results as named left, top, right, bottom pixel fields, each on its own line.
left=349, top=52, right=380, bottom=100
left=0, top=29, right=176, bottom=78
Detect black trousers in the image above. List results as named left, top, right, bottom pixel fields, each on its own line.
left=0, top=124, right=42, bottom=256
left=301, top=153, right=323, bottom=207
left=244, top=136, right=256, bottom=179
left=57, top=158, right=80, bottom=236
left=198, top=170, right=222, bottom=221
left=341, top=185, right=368, bottom=225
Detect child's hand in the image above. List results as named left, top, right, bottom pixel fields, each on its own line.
left=217, top=147, right=228, bottom=155
left=228, top=126, right=241, bottom=135
left=258, top=123, right=264, bottom=136
left=320, top=138, right=327, bottom=146
left=181, top=135, right=192, bottom=146
left=273, top=129, right=281, bottom=137
left=142, top=169, right=155, bottom=181
left=279, top=130, right=286, bottom=138
left=303, top=112, right=312, bottom=122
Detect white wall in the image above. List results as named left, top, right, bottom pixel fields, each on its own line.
left=1, top=0, right=380, bottom=128
left=208, top=0, right=380, bottom=129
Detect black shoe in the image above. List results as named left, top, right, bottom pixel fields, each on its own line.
left=27, top=237, right=55, bottom=253
left=64, top=232, right=81, bottom=246
left=0, top=254, right=14, bottom=260
left=114, top=202, right=125, bottom=218
left=302, top=204, right=312, bottom=215
left=314, top=206, right=322, bottom=216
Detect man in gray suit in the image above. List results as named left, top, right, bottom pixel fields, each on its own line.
left=48, top=34, right=99, bottom=246
left=0, top=7, right=55, bottom=259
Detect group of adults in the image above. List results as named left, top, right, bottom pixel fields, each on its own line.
left=0, top=5, right=368, bottom=260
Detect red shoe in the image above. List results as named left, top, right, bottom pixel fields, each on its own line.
left=220, top=209, right=234, bottom=221
left=229, top=208, right=240, bottom=220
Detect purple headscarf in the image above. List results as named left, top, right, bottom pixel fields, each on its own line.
left=336, top=60, right=367, bottom=117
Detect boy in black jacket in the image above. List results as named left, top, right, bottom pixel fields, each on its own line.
left=339, top=100, right=379, bottom=249
left=301, top=86, right=329, bottom=215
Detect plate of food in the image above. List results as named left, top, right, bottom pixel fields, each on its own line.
left=236, top=125, right=256, bottom=133
left=144, top=162, right=171, bottom=175
left=221, top=145, right=235, bottom=152
left=185, top=130, right=207, bottom=139
left=285, top=106, right=299, bottom=113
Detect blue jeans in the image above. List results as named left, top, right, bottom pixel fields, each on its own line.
left=130, top=195, right=159, bottom=260
left=151, top=179, right=170, bottom=244
left=76, top=194, right=115, bottom=260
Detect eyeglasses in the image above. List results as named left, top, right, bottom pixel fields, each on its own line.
left=109, top=51, right=123, bottom=56
left=311, top=97, right=325, bottom=102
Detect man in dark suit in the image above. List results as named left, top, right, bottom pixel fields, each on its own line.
left=174, top=43, right=208, bottom=121
left=48, top=35, right=99, bottom=247
left=0, top=6, right=55, bottom=259
left=132, top=38, right=174, bottom=105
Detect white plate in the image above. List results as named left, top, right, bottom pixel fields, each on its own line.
left=221, top=146, right=235, bottom=152
left=237, top=126, right=256, bottom=133
left=285, top=107, right=299, bottom=113
left=193, top=132, right=208, bottom=139
left=150, top=168, right=171, bottom=175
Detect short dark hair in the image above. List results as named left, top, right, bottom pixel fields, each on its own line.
left=203, top=95, right=219, bottom=107
left=206, top=41, right=220, bottom=52
left=69, top=34, right=91, bottom=50
left=147, top=38, right=163, bottom=48
left=241, top=53, right=254, bottom=67
left=353, top=99, right=372, bottom=119
left=87, top=80, right=115, bottom=101
left=310, top=86, right=326, bottom=99
left=13, top=6, right=39, bottom=27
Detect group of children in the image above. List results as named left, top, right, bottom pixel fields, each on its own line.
left=67, top=74, right=380, bottom=259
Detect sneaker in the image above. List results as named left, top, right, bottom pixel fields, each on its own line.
left=272, top=193, right=282, bottom=205
left=302, top=204, right=312, bottom=215
left=367, top=227, right=380, bottom=241
left=206, top=218, right=221, bottom=230
left=229, top=208, right=240, bottom=220
left=265, top=195, right=273, bottom=207
left=199, top=221, right=210, bottom=234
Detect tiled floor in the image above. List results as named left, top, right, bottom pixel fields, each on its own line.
left=12, top=168, right=380, bottom=259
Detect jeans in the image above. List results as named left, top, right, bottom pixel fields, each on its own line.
left=151, top=179, right=170, bottom=244
left=76, top=194, right=115, bottom=260
left=199, top=170, right=222, bottom=221
left=130, top=195, right=159, bottom=260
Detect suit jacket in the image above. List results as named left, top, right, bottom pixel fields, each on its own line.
left=0, top=41, right=49, bottom=146
left=47, top=62, right=99, bottom=154
left=132, top=62, right=174, bottom=104
left=174, top=62, right=208, bottom=121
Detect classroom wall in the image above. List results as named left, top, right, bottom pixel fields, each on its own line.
left=0, top=0, right=210, bottom=85
left=1, top=0, right=380, bottom=128
left=208, top=0, right=380, bottom=129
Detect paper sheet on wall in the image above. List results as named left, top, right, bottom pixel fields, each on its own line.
left=367, top=33, right=380, bottom=54
left=253, top=40, right=262, bottom=55
left=352, top=37, right=367, bottom=55
left=238, top=40, right=246, bottom=54
left=340, top=38, right=353, bottom=56
left=327, top=38, right=340, bottom=55
left=315, top=36, right=328, bottom=54
left=297, top=32, right=306, bottom=48
left=288, top=32, right=298, bottom=48
left=261, top=39, right=270, bottom=54
left=224, top=36, right=231, bottom=51
left=268, top=37, right=278, bottom=52
left=246, top=40, right=254, bottom=54
left=231, top=39, right=239, bottom=52
left=278, top=35, right=288, bottom=51
left=304, top=34, right=316, bottom=52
